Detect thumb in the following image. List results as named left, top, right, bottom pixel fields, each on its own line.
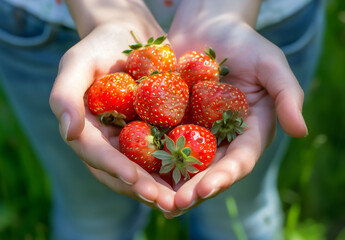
left=258, top=51, right=308, bottom=138
left=49, top=47, right=95, bottom=141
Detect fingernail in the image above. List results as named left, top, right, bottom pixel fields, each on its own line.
left=171, top=212, right=185, bottom=218
left=60, top=112, right=70, bottom=141
left=156, top=203, right=171, bottom=213
left=304, top=126, right=309, bottom=138
left=137, top=194, right=154, bottom=203
left=180, top=200, right=195, bottom=210
left=119, top=176, right=134, bottom=186
left=201, top=188, right=217, bottom=199
left=299, top=111, right=308, bottom=138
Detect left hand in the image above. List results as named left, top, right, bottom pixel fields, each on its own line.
left=167, top=1, right=307, bottom=211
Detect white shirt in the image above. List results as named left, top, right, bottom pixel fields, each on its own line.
left=4, top=0, right=312, bottom=31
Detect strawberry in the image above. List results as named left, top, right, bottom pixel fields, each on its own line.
left=176, top=48, right=228, bottom=90
left=133, top=71, right=189, bottom=128
left=87, top=72, right=137, bottom=126
left=152, top=124, right=217, bottom=184
left=191, top=81, right=249, bottom=145
left=123, top=31, right=177, bottom=80
left=119, top=121, right=166, bottom=173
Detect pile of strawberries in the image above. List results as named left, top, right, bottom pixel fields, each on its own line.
left=87, top=31, right=249, bottom=185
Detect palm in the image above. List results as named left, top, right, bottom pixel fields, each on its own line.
left=51, top=24, right=183, bottom=217
left=168, top=18, right=306, bottom=209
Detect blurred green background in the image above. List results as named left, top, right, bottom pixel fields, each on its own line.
left=1, top=0, right=345, bottom=239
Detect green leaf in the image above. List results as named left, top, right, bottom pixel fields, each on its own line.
left=149, top=69, right=160, bottom=76
left=209, top=48, right=216, bottom=59
left=180, top=168, right=189, bottom=180
left=205, top=47, right=216, bottom=60
left=157, top=127, right=169, bottom=139
left=223, top=111, right=228, bottom=125
left=211, top=122, right=221, bottom=135
left=147, top=37, right=154, bottom=45
left=160, top=163, right=175, bottom=173
left=152, top=150, right=172, bottom=160
left=241, top=121, right=249, bottom=128
left=122, top=49, right=133, bottom=55
left=151, top=126, right=158, bottom=136
left=176, top=136, right=186, bottom=151
left=218, top=132, right=227, bottom=146
left=235, top=127, right=244, bottom=135
left=172, top=168, right=181, bottom=184
left=185, top=156, right=202, bottom=165
left=182, top=147, right=191, bottom=156
left=165, top=135, right=176, bottom=153
left=161, top=158, right=172, bottom=166
left=129, top=43, right=143, bottom=50
left=186, top=165, right=199, bottom=174
left=227, top=132, right=235, bottom=143
left=219, top=65, right=229, bottom=76
left=136, top=76, right=147, bottom=83
left=153, top=35, right=166, bottom=45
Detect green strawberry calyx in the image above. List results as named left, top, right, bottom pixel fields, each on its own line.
left=204, top=47, right=229, bottom=77
left=152, top=135, right=202, bottom=184
left=136, top=69, right=160, bottom=83
left=211, top=110, right=248, bottom=146
left=122, top=30, right=167, bottom=55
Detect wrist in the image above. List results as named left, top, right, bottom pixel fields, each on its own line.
left=65, top=0, right=163, bottom=38
left=176, top=0, right=262, bottom=28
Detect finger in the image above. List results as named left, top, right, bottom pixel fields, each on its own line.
left=90, top=166, right=182, bottom=216
left=196, top=98, right=275, bottom=198
left=152, top=175, right=178, bottom=213
left=68, top=119, right=138, bottom=185
left=88, top=166, right=159, bottom=206
left=257, top=49, right=308, bottom=138
left=49, top=45, right=95, bottom=141
left=174, top=171, right=206, bottom=210
left=49, top=35, right=127, bottom=141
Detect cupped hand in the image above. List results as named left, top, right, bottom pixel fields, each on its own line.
left=49, top=22, right=183, bottom=218
left=168, top=11, right=308, bottom=211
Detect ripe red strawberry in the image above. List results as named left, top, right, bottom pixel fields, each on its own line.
left=191, top=81, right=249, bottom=145
left=180, top=99, right=193, bottom=124
left=119, top=121, right=166, bottom=173
left=87, top=72, right=137, bottom=126
left=123, top=31, right=177, bottom=80
left=176, top=48, right=228, bottom=90
left=152, top=124, right=217, bottom=184
left=133, top=71, right=189, bottom=128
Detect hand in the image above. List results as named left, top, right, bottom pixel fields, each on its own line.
left=168, top=3, right=308, bottom=211
left=49, top=22, right=184, bottom=218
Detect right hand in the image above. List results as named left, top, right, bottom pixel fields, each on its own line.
left=49, top=22, right=183, bottom=218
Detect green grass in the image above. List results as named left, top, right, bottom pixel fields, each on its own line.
left=1, top=1, right=345, bottom=239
left=0, top=90, right=51, bottom=239
left=278, top=0, right=345, bottom=239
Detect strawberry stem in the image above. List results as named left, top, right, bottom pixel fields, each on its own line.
left=130, top=30, right=142, bottom=45
left=218, top=58, right=228, bottom=66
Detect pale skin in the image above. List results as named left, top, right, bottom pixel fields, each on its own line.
left=50, top=0, right=308, bottom=218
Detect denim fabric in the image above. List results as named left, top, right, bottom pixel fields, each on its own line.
left=188, top=0, right=325, bottom=239
left=0, top=2, right=149, bottom=240
left=0, top=0, right=325, bottom=239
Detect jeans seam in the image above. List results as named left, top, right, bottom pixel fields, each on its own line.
left=0, top=23, right=59, bottom=48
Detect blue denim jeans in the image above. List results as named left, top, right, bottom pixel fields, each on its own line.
left=0, top=1, right=324, bottom=239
